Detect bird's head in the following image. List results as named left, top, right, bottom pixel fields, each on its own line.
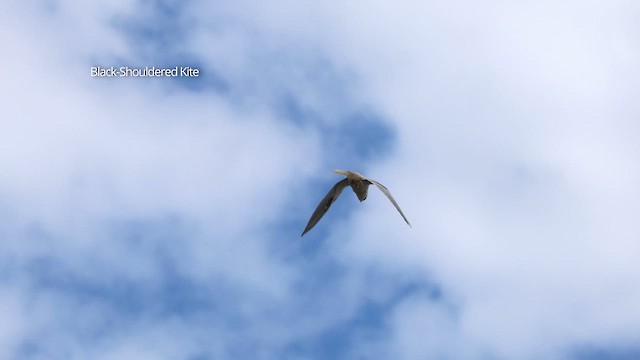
left=352, top=181, right=369, bottom=201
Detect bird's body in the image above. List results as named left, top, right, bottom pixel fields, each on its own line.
left=301, top=170, right=411, bottom=236
left=339, top=170, right=370, bottom=201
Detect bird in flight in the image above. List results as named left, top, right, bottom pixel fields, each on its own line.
left=301, top=170, right=411, bottom=236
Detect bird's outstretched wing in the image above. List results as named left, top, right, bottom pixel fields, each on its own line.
left=301, top=178, right=350, bottom=236
left=366, top=178, right=411, bottom=227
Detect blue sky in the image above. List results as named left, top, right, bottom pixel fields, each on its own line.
left=1, top=0, right=640, bottom=359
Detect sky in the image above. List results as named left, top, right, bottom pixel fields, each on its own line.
left=1, top=0, right=639, bottom=359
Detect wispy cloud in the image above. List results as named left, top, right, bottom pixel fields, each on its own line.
left=1, top=0, right=639, bottom=359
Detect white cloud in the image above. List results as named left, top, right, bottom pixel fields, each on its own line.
left=1, top=0, right=639, bottom=359
left=0, top=2, right=324, bottom=356
left=323, top=1, right=640, bottom=358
